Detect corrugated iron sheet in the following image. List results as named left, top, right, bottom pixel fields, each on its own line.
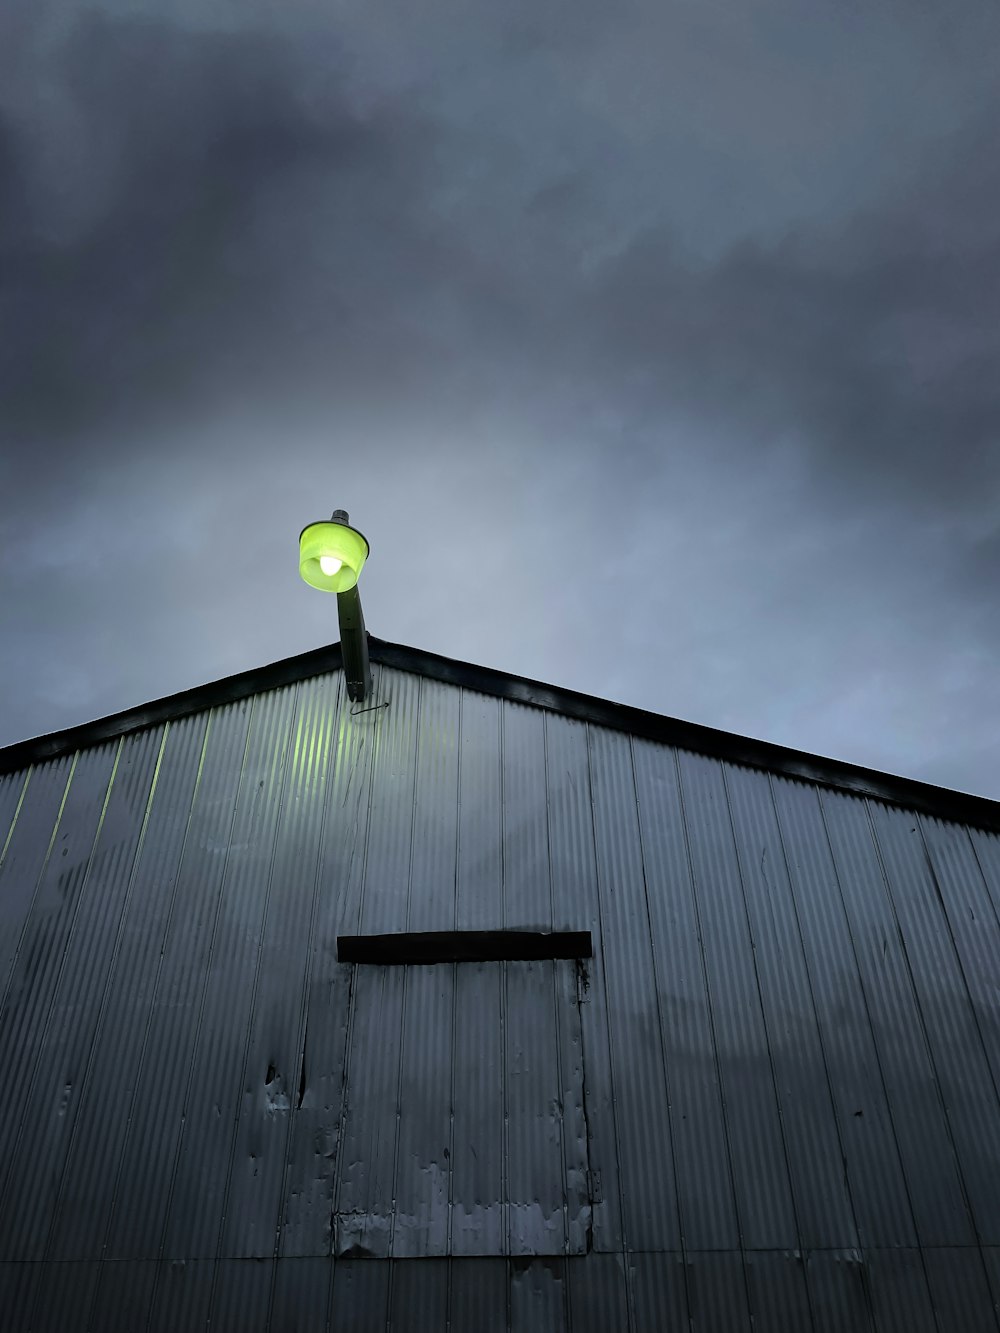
left=1, top=662, right=999, bottom=1331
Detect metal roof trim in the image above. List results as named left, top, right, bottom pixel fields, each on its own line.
left=2, top=635, right=998, bottom=832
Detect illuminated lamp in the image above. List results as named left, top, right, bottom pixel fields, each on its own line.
left=298, top=509, right=372, bottom=702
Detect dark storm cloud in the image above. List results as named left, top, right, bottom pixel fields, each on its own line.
left=3, top=2, right=1000, bottom=794
left=0, top=14, right=399, bottom=448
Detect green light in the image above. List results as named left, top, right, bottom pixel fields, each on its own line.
left=299, top=515, right=369, bottom=592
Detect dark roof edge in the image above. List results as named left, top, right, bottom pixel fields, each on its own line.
left=0, top=644, right=342, bottom=775
left=2, top=634, right=999, bottom=832
left=369, top=638, right=1000, bottom=833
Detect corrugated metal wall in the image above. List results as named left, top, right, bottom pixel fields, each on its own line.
left=2, top=663, right=1000, bottom=1329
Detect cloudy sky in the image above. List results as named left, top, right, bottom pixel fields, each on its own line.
left=2, top=0, right=999, bottom=797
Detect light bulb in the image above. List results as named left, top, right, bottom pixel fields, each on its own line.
left=319, top=555, right=343, bottom=577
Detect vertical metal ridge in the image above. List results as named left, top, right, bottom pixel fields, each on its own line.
left=545, top=713, right=625, bottom=1257
left=37, top=723, right=173, bottom=1263
left=165, top=681, right=300, bottom=1267
left=631, top=736, right=738, bottom=1256
left=455, top=688, right=502, bottom=930
left=48, top=711, right=212, bottom=1263
left=0, top=765, right=31, bottom=864
left=868, top=803, right=1000, bottom=1248
left=221, top=672, right=343, bottom=1261
left=0, top=737, right=124, bottom=1254
left=104, top=696, right=255, bottom=1259
left=675, top=750, right=797, bottom=1251
left=819, top=787, right=972, bottom=1248
left=390, top=964, right=452, bottom=1257
left=358, top=665, right=421, bottom=935
left=587, top=723, right=679, bottom=1254
left=408, top=682, right=461, bottom=933
left=0, top=752, right=76, bottom=1017
left=771, top=774, right=915, bottom=1252
left=723, top=759, right=858, bottom=1259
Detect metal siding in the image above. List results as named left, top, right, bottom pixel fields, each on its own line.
left=566, top=1252, right=629, bottom=1333
left=804, top=1252, right=874, bottom=1333
left=724, top=762, right=859, bottom=1250
left=0, top=1262, right=41, bottom=1329
left=211, top=1257, right=273, bottom=1331
left=449, top=1257, right=508, bottom=1331
left=270, top=1257, right=332, bottom=1332
left=392, top=963, right=453, bottom=1257
left=675, top=751, right=798, bottom=1249
left=510, top=1257, right=566, bottom=1333
left=334, top=962, right=406, bottom=1257
left=505, top=959, right=574, bottom=1256
left=769, top=775, right=916, bottom=1247
left=743, top=1250, right=812, bottom=1333
left=451, top=959, right=505, bottom=1255
left=88, top=1259, right=158, bottom=1331
left=921, top=819, right=1000, bottom=1124
left=2, top=726, right=166, bottom=1260
left=359, top=667, right=420, bottom=935
left=870, top=801, right=1000, bottom=1244
left=0, top=740, right=121, bottom=1255
left=865, top=1249, right=937, bottom=1333
left=223, top=673, right=343, bottom=1259
left=820, top=788, right=975, bottom=1246
left=282, top=672, right=375, bottom=1257
left=0, top=755, right=75, bottom=1001
left=47, top=713, right=210, bottom=1261
left=148, top=1258, right=215, bottom=1331
left=105, top=698, right=255, bottom=1259
left=685, top=1251, right=751, bottom=1333
left=544, top=713, right=623, bottom=1254
left=329, top=1258, right=390, bottom=1332
left=587, top=724, right=680, bottom=1252
left=30, top=1259, right=101, bottom=1333
left=5, top=659, right=1000, bottom=1329
left=388, top=1257, right=449, bottom=1330
left=456, top=689, right=503, bottom=930
left=629, top=1252, right=689, bottom=1333
left=631, top=737, right=739, bottom=1251
left=161, top=685, right=300, bottom=1261
left=922, top=1246, right=1000, bottom=1333
left=407, top=676, right=461, bottom=932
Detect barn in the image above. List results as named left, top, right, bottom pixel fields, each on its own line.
left=1, top=635, right=999, bottom=1331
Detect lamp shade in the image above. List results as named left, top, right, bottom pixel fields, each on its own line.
left=299, top=517, right=369, bottom=592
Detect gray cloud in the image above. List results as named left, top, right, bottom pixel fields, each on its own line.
left=3, top=2, right=1000, bottom=796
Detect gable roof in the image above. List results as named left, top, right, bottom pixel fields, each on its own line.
left=2, top=636, right=998, bottom=832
